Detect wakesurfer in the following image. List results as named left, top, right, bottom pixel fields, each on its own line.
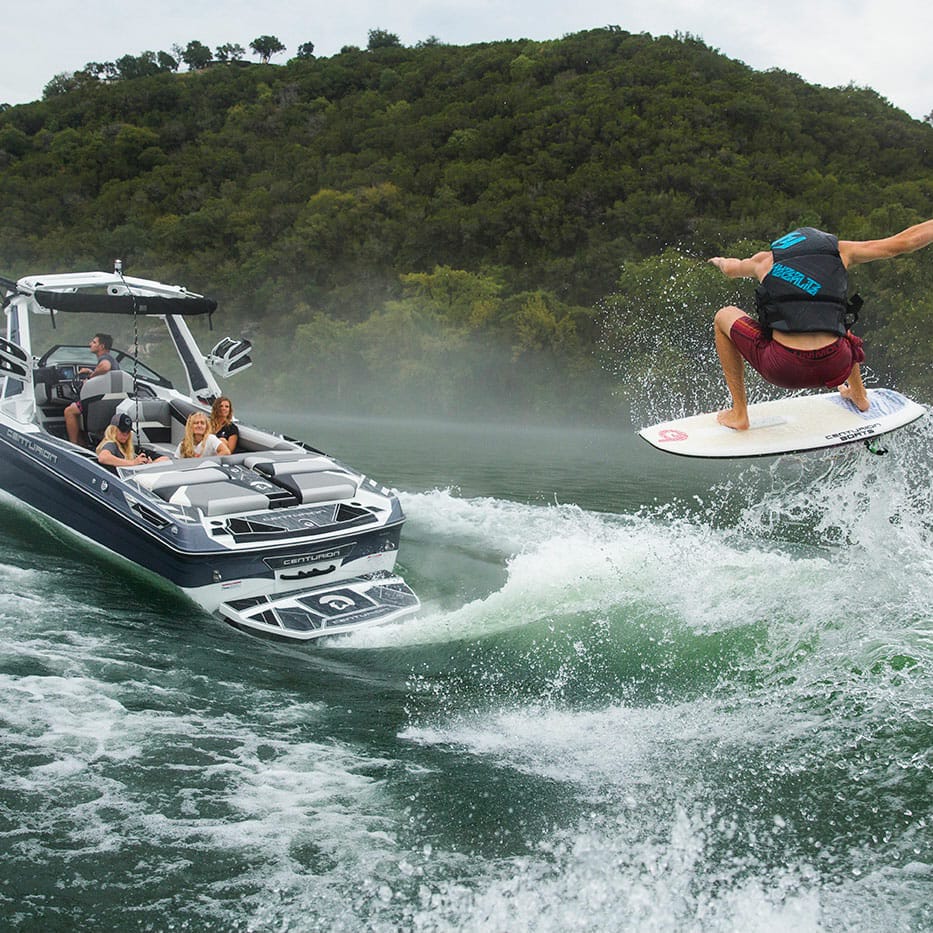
left=709, top=218, right=933, bottom=430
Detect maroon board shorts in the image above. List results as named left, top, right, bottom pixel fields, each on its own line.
left=729, top=315, right=865, bottom=390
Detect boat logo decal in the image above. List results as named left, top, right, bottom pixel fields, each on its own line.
left=264, top=543, right=355, bottom=572
left=319, top=594, right=356, bottom=612
left=282, top=549, right=342, bottom=566
left=5, top=428, right=59, bottom=464
left=300, top=586, right=377, bottom=618
left=657, top=429, right=689, bottom=443
left=824, top=422, right=881, bottom=442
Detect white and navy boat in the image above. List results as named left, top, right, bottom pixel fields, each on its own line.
left=0, top=267, right=419, bottom=642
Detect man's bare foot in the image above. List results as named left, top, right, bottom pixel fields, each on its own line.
left=838, top=383, right=870, bottom=412
left=717, top=408, right=750, bottom=430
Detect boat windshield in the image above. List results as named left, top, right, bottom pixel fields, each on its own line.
left=38, top=345, right=173, bottom=389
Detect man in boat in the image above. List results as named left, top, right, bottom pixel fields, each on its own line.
left=64, top=332, right=119, bottom=445
left=709, top=218, right=933, bottom=430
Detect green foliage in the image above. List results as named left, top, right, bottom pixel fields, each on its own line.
left=180, top=41, right=212, bottom=70
left=216, top=44, right=246, bottom=63
left=114, top=51, right=176, bottom=80
left=43, top=71, right=96, bottom=98
left=368, top=29, right=402, bottom=51
left=4, top=28, right=933, bottom=418
left=250, top=36, right=286, bottom=64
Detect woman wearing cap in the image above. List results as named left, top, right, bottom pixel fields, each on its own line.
left=176, top=411, right=231, bottom=459
left=96, top=412, right=152, bottom=468
left=210, top=396, right=239, bottom=453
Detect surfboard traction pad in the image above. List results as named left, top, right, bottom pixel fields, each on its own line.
left=639, top=389, right=927, bottom=459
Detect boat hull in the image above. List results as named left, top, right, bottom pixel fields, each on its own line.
left=0, top=424, right=404, bottom=613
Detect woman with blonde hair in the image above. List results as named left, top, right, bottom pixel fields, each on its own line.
left=210, top=396, right=239, bottom=453
left=176, top=411, right=231, bottom=459
left=96, top=412, right=152, bottom=468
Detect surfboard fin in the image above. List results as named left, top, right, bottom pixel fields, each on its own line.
left=865, top=438, right=888, bottom=456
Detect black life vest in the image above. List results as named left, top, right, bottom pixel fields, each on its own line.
left=755, top=227, right=861, bottom=337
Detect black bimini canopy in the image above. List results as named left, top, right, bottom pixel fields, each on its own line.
left=34, top=290, right=217, bottom=317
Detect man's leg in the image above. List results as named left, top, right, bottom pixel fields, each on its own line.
left=64, top=402, right=82, bottom=444
left=714, top=306, right=750, bottom=430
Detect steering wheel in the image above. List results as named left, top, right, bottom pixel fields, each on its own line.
left=65, top=365, right=90, bottom=401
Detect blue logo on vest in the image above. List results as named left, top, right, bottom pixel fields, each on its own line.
left=771, top=232, right=807, bottom=250
left=771, top=230, right=807, bottom=249
left=770, top=263, right=822, bottom=296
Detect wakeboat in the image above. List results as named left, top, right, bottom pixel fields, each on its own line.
left=0, top=266, right=419, bottom=641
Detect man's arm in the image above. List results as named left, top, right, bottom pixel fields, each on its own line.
left=97, top=445, right=148, bottom=467
left=709, top=251, right=773, bottom=281
left=79, top=357, right=113, bottom=378
left=840, top=219, right=933, bottom=267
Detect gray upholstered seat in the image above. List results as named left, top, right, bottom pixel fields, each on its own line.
left=165, top=481, right=270, bottom=516
left=270, top=470, right=357, bottom=504
left=81, top=370, right=135, bottom=440
left=246, top=455, right=336, bottom=477
left=135, top=465, right=228, bottom=492
left=241, top=454, right=357, bottom=503
left=119, top=399, right=173, bottom=445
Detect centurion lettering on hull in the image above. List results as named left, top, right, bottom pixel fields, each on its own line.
left=6, top=428, right=59, bottom=464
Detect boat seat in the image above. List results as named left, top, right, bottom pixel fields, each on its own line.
left=133, top=465, right=270, bottom=516
left=33, top=366, right=61, bottom=408
left=81, top=370, right=135, bottom=441
left=243, top=455, right=357, bottom=503
left=246, top=455, right=337, bottom=477
left=115, top=399, right=173, bottom=445
left=134, top=465, right=228, bottom=493
left=267, top=470, right=358, bottom=505
left=165, top=481, right=271, bottom=517
left=217, top=450, right=299, bottom=467
left=240, top=450, right=313, bottom=461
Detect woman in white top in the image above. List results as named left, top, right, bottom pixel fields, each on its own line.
left=175, top=411, right=231, bottom=459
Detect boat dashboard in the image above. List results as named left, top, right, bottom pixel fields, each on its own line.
left=31, top=346, right=173, bottom=419
left=37, top=345, right=173, bottom=389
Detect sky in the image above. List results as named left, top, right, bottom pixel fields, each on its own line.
left=1, top=0, right=929, bottom=121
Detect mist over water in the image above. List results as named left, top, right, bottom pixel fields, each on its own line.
left=2, top=406, right=932, bottom=931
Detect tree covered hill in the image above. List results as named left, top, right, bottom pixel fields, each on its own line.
left=1, top=27, right=932, bottom=418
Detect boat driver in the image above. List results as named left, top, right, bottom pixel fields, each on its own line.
left=64, top=333, right=119, bottom=445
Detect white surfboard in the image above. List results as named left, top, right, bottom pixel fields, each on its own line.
left=639, top=388, right=926, bottom=459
